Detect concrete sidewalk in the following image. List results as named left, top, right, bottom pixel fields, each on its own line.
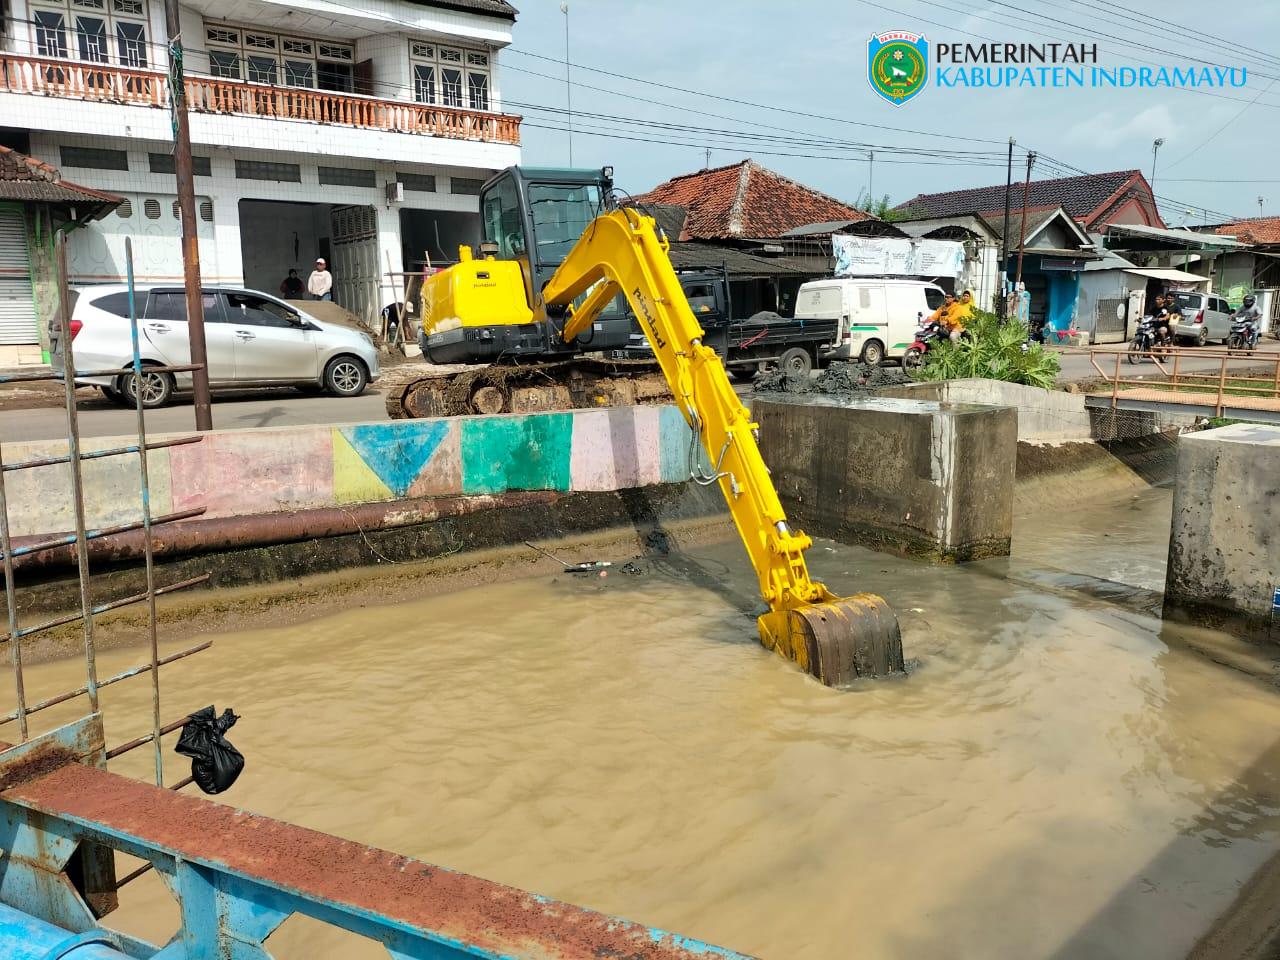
left=1051, top=339, right=1280, bottom=384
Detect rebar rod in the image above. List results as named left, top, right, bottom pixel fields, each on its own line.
left=55, top=234, right=99, bottom=714
left=0, top=573, right=209, bottom=644
left=6, top=508, right=205, bottom=559
left=0, top=640, right=212, bottom=725
left=3, top=435, right=200, bottom=473
left=124, top=239, right=165, bottom=788
left=0, top=442, right=28, bottom=741
left=106, top=713, right=192, bottom=760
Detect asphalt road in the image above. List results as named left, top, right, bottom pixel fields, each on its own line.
left=0, top=388, right=390, bottom=442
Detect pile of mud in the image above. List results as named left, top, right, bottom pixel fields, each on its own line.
left=753, top=361, right=911, bottom=395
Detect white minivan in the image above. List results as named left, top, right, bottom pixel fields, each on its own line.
left=795, top=278, right=947, bottom=365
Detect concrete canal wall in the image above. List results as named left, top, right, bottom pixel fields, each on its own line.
left=1164, top=423, right=1280, bottom=638
left=754, top=395, right=1018, bottom=562
left=4, top=405, right=701, bottom=538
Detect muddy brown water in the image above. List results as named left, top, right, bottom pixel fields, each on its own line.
left=8, top=483, right=1280, bottom=959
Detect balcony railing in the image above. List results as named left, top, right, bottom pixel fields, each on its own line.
left=0, top=52, right=521, bottom=146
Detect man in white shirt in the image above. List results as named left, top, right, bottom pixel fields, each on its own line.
left=307, top=258, right=333, bottom=302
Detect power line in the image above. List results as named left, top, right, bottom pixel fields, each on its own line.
left=1163, top=78, right=1278, bottom=171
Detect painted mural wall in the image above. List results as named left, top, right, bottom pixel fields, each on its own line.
left=5, top=406, right=699, bottom=537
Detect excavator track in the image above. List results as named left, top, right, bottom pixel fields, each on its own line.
left=384, top=358, right=673, bottom=419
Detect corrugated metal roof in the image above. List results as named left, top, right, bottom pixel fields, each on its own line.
left=668, top=242, right=831, bottom=277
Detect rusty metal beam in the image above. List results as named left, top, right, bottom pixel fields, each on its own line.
left=10, top=492, right=557, bottom=572
left=1, top=760, right=756, bottom=959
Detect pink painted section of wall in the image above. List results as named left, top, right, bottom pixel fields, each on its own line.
left=169, top=427, right=334, bottom=517
left=569, top=406, right=661, bottom=492
left=405, top=421, right=463, bottom=497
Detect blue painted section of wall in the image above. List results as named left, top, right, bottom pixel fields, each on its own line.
left=460, top=413, right=574, bottom=494
left=339, top=421, right=451, bottom=497
left=658, top=406, right=695, bottom=484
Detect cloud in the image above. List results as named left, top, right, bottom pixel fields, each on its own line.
left=1065, top=104, right=1181, bottom=151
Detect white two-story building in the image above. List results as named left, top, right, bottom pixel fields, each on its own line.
left=0, top=0, right=522, bottom=335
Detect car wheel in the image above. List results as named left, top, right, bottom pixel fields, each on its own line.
left=1196, top=326, right=1208, bottom=347
left=860, top=339, right=885, bottom=366
left=324, top=355, right=368, bottom=397
left=119, top=367, right=173, bottom=408
left=778, top=347, right=812, bottom=378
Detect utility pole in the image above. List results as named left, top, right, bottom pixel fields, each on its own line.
left=1259, top=196, right=1266, bottom=217
left=560, top=3, right=572, bottom=165
left=164, top=0, right=212, bottom=431
left=1015, top=151, right=1036, bottom=289
left=1150, top=138, right=1164, bottom=193
left=999, top=137, right=1015, bottom=316
left=868, top=150, right=874, bottom=200
left=704, top=147, right=711, bottom=170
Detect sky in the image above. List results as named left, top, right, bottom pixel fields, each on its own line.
left=501, top=0, right=1280, bottom=225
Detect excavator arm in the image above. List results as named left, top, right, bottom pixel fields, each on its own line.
left=541, top=208, right=903, bottom=684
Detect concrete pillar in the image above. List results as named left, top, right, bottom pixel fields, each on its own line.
left=754, top=395, right=1017, bottom=562
left=1164, top=424, right=1280, bottom=638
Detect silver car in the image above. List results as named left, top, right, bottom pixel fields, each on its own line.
left=1169, top=291, right=1233, bottom=346
left=54, top=284, right=380, bottom=407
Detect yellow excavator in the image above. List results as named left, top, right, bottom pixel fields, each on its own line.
left=392, top=166, right=903, bottom=684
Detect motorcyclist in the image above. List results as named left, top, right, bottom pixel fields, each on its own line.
left=1231, top=294, right=1262, bottom=346
left=1151, top=293, right=1174, bottom=344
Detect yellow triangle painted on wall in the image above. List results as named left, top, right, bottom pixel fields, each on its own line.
left=332, top=429, right=392, bottom=503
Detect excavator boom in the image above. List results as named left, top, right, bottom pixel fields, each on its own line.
left=542, top=208, right=904, bottom=684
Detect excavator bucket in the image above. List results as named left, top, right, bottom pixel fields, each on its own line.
left=758, top=594, right=904, bottom=686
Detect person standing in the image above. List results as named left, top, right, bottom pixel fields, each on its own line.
left=279, top=269, right=304, bottom=298
left=307, top=258, right=333, bottom=302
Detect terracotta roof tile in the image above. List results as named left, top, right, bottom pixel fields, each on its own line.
left=1213, top=216, right=1280, bottom=245
left=0, top=144, right=123, bottom=207
left=632, top=160, right=870, bottom=240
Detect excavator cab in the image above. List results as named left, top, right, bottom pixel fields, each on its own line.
left=419, top=166, right=635, bottom=364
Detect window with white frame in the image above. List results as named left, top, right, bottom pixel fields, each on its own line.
left=30, top=0, right=150, bottom=69
left=204, top=23, right=353, bottom=91
left=409, top=41, right=490, bottom=111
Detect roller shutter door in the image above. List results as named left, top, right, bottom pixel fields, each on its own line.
left=0, top=209, right=37, bottom=345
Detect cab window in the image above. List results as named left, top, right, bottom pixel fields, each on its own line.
left=924, top=288, right=946, bottom=310
left=481, top=176, right=526, bottom=259
left=528, top=183, right=601, bottom=263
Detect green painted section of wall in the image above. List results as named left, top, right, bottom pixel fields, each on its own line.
left=460, top=413, right=574, bottom=494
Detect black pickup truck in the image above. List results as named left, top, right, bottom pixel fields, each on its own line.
left=612, top=270, right=839, bottom=379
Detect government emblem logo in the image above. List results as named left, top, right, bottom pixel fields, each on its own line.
left=869, top=31, right=929, bottom=106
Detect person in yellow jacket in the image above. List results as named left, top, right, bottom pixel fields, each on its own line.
left=946, top=289, right=976, bottom=340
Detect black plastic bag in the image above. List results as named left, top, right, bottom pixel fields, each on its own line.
left=174, top=706, right=244, bottom=795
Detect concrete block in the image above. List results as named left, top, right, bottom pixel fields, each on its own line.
left=460, top=413, right=573, bottom=494
left=877, top=377, right=1093, bottom=443
left=3, top=437, right=174, bottom=537
left=1164, top=424, right=1280, bottom=637
left=570, top=407, right=660, bottom=491
left=170, top=427, right=334, bottom=517
left=754, top=395, right=1017, bottom=562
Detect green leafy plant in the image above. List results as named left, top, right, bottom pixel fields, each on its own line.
left=914, top=309, right=1060, bottom=389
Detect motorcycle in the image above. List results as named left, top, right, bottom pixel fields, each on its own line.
left=1227, top=317, right=1260, bottom=353
left=1127, top=314, right=1174, bottom=364
left=903, top=318, right=945, bottom=368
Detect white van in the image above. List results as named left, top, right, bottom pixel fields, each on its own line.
left=795, top=278, right=947, bottom=365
